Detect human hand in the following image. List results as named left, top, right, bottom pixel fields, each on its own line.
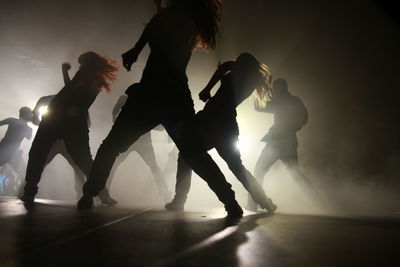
left=121, top=49, right=137, bottom=71
left=62, top=62, right=71, bottom=71
left=199, top=89, right=211, bottom=102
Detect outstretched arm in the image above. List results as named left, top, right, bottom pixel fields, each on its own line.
left=0, top=118, right=11, bottom=127
left=199, top=61, right=235, bottom=102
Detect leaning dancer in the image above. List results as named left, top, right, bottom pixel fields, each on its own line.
left=21, top=52, right=118, bottom=203
left=165, top=53, right=277, bottom=213
left=79, top=0, right=243, bottom=217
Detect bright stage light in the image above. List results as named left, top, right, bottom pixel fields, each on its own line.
left=236, top=138, right=248, bottom=151
left=38, top=106, right=48, bottom=116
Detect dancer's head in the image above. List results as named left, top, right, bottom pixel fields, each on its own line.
left=271, top=79, right=288, bottom=98
left=78, top=51, right=118, bottom=92
left=19, top=106, right=33, bottom=121
left=168, top=0, right=223, bottom=50
left=234, top=53, right=271, bottom=107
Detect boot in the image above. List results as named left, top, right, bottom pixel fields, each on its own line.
left=225, top=200, right=243, bottom=218
left=77, top=194, right=94, bottom=210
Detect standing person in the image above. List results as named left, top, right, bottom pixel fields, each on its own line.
left=21, top=52, right=118, bottom=203
left=106, top=84, right=171, bottom=203
left=79, top=0, right=243, bottom=217
left=30, top=69, right=116, bottom=205
left=246, top=79, right=311, bottom=211
left=165, top=53, right=277, bottom=213
left=0, top=107, right=33, bottom=180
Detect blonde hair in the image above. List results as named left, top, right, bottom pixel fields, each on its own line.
left=253, top=62, right=272, bottom=108
left=235, top=53, right=272, bottom=107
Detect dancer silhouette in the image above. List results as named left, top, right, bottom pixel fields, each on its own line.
left=79, top=0, right=243, bottom=217
left=30, top=68, right=116, bottom=204
left=0, top=107, right=33, bottom=182
left=246, top=79, right=312, bottom=211
left=165, top=53, right=276, bottom=213
left=21, top=52, right=118, bottom=203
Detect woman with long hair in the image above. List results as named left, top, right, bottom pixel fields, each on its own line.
left=79, top=0, right=244, bottom=217
left=165, top=53, right=277, bottom=212
left=21, top=52, right=118, bottom=202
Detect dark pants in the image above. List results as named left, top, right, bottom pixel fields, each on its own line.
left=107, top=132, right=169, bottom=196
left=44, top=140, right=86, bottom=197
left=24, top=117, right=93, bottom=196
left=248, top=143, right=315, bottom=206
left=173, top=138, right=272, bottom=207
left=83, top=96, right=236, bottom=205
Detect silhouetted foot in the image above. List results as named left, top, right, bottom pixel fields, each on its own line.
left=165, top=199, right=184, bottom=211
left=20, top=194, right=34, bottom=204
left=98, top=189, right=117, bottom=206
left=77, top=194, right=94, bottom=210
left=225, top=200, right=243, bottom=218
left=259, top=198, right=277, bottom=214
left=245, top=199, right=258, bottom=212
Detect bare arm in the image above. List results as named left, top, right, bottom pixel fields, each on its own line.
left=199, top=61, right=235, bottom=102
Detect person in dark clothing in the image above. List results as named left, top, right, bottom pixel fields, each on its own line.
left=0, top=107, right=33, bottom=179
left=164, top=53, right=277, bottom=213
left=106, top=87, right=171, bottom=203
left=21, top=52, right=118, bottom=203
left=31, top=88, right=115, bottom=204
left=246, top=79, right=312, bottom=211
left=78, top=0, right=243, bottom=217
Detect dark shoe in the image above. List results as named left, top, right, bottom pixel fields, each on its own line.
left=245, top=199, right=258, bottom=212
left=20, top=194, right=35, bottom=204
left=225, top=200, right=243, bottom=218
left=98, top=189, right=117, bottom=206
left=77, top=194, right=94, bottom=210
left=165, top=199, right=184, bottom=211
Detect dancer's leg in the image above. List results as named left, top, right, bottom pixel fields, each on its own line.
left=215, top=140, right=276, bottom=213
left=22, top=123, right=58, bottom=200
left=135, top=133, right=171, bottom=201
left=246, top=144, right=280, bottom=210
left=165, top=153, right=192, bottom=210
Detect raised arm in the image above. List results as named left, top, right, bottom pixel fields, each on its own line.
left=62, top=63, right=71, bottom=85
left=199, top=61, right=235, bottom=102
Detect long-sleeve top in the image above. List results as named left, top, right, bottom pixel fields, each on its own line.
left=257, top=92, right=308, bottom=147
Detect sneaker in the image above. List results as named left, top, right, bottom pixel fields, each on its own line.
left=165, top=199, right=184, bottom=211
left=77, top=194, right=94, bottom=210
left=259, top=198, right=277, bottom=214
left=225, top=200, right=243, bottom=218
left=98, top=189, right=117, bottom=206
